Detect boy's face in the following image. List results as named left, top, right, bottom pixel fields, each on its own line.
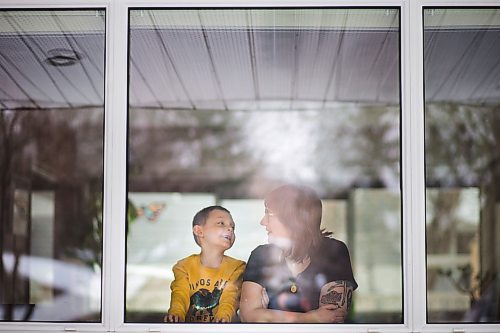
left=194, top=209, right=235, bottom=250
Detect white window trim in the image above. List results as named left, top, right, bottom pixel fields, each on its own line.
left=0, top=0, right=499, bottom=332
left=0, top=1, right=111, bottom=332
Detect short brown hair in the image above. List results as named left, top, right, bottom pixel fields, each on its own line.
left=265, top=184, right=325, bottom=262
left=192, top=205, right=232, bottom=247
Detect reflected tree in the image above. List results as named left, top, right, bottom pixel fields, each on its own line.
left=425, top=102, right=500, bottom=321
left=0, top=110, right=32, bottom=318
left=128, top=109, right=260, bottom=197
left=331, top=105, right=400, bottom=192
left=0, top=108, right=104, bottom=320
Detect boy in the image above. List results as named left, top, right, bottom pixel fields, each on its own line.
left=164, top=205, right=246, bottom=323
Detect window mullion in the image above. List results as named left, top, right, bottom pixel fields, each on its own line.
left=103, top=0, right=129, bottom=331
left=407, top=0, right=427, bottom=332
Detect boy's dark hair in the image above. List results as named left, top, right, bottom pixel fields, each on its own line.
left=192, top=205, right=232, bottom=247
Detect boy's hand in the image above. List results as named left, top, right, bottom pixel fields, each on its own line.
left=214, top=317, right=228, bottom=323
left=163, top=313, right=181, bottom=323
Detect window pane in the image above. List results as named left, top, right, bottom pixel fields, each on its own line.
left=0, top=10, right=105, bottom=322
left=424, top=8, right=500, bottom=323
left=127, top=8, right=401, bottom=324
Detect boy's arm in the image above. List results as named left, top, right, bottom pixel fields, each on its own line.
left=215, top=261, right=246, bottom=322
left=166, top=263, right=191, bottom=322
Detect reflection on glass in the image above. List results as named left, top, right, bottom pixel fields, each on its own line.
left=424, top=8, right=500, bottom=323
left=0, top=10, right=105, bottom=321
left=127, top=8, right=401, bottom=323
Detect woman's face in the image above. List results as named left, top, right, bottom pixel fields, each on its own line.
left=260, top=203, right=292, bottom=248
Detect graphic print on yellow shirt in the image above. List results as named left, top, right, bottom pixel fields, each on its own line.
left=168, top=254, right=246, bottom=323
left=186, top=280, right=227, bottom=322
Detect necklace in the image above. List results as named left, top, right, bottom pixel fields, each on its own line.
left=284, top=256, right=310, bottom=294
left=285, top=256, right=311, bottom=277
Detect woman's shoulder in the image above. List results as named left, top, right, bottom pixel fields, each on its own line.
left=252, top=243, right=281, bottom=255
left=314, top=237, right=357, bottom=288
left=251, top=243, right=273, bottom=253
left=248, top=244, right=282, bottom=263
left=317, top=237, right=350, bottom=257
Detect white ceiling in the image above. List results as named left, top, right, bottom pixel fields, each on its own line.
left=1, top=9, right=500, bottom=112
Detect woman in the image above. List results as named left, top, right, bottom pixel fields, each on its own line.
left=239, top=184, right=357, bottom=323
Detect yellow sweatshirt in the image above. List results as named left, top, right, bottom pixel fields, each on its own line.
left=168, top=254, right=246, bottom=323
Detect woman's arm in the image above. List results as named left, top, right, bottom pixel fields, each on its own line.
left=318, top=280, right=355, bottom=323
left=239, top=281, right=339, bottom=323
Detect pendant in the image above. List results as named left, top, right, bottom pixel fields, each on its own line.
left=290, top=283, right=297, bottom=293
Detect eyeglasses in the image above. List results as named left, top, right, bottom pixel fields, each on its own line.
left=265, top=207, right=274, bottom=218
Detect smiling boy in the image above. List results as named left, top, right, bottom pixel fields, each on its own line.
left=164, top=206, right=246, bottom=323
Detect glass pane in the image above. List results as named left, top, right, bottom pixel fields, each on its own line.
left=424, top=8, right=500, bottom=323
left=127, top=8, right=401, bottom=324
left=0, top=10, right=105, bottom=322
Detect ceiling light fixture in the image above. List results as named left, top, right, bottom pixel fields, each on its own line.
left=45, top=48, right=82, bottom=66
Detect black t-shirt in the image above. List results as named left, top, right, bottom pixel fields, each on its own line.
left=242, top=237, right=357, bottom=313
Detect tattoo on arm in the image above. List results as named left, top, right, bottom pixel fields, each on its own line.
left=320, top=281, right=354, bottom=310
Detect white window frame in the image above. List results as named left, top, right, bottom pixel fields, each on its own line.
left=0, top=0, right=499, bottom=332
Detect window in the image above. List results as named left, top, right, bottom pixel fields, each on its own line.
left=0, top=9, right=105, bottom=322
left=1, top=2, right=500, bottom=333
left=424, top=7, right=500, bottom=324
left=126, top=8, right=402, bottom=324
